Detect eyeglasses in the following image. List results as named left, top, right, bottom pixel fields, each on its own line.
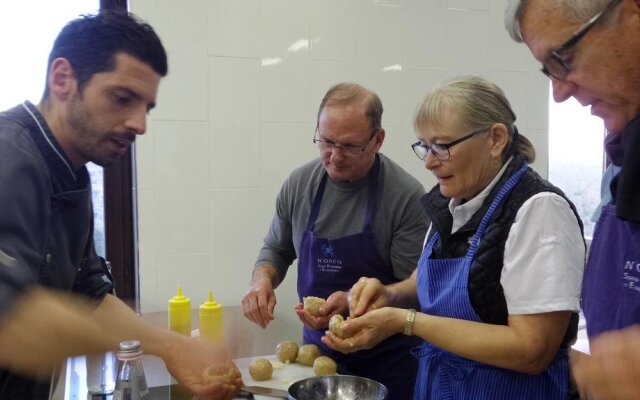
left=541, top=0, right=622, bottom=80
left=411, top=128, right=488, bottom=161
left=313, top=126, right=379, bottom=156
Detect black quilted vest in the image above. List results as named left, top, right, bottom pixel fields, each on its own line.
left=421, top=155, right=584, bottom=348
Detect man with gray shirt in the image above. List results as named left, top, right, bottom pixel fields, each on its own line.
left=242, top=83, right=426, bottom=400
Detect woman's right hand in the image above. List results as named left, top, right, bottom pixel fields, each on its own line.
left=348, top=277, right=392, bottom=317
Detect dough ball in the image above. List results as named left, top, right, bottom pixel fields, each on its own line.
left=202, top=362, right=240, bottom=385
left=297, top=344, right=322, bottom=366
left=303, top=296, right=326, bottom=316
left=313, top=356, right=337, bottom=376
left=329, top=314, right=349, bottom=338
left=276, top=341, right=299, bottom=363
left=248, top=358, right=273, bottom=381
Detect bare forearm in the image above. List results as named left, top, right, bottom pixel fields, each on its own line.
left=410, top=311, right=571, bottom=374
left=89, top=294, right=180, bottom=360
left=0, top=288, right=114, bottom=376
left=252, top=263, right=281, bottom=289
left=386, top=272, right=419, bottom=309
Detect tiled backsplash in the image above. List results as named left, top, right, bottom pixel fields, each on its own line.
left=131, top=0, right=546, bottom=335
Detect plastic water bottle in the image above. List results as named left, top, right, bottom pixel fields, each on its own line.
left=113, top=341, right=149, bottom=400
left=86, top=351, right=116, bottom=395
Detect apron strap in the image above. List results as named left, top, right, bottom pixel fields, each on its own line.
left=467, top=162, right=528, bottom=256
left=306, top=155, right=381, bottom=232
left=424, top=162, right=528, bottom=261
left=363, top=155, right=380, bottom=232
left=306, top=173, right=328, bottom=231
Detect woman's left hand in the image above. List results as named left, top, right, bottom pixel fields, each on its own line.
left=321, top=307, right=405, bottom=353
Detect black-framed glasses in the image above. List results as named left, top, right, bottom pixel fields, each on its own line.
left=541, top=0, right=622, bottom=80
left=411, top=128, right=488, bottom=161
left=313, top=126, right=379, bottom=156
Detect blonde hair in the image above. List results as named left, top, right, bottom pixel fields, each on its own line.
left=413, top=75, right=535, bottom=163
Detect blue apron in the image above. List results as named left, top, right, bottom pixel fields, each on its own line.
left=413, top=163, right=569, bottom=400
left=582, top=204, right=640, bottom=339
left=298, top=155, right=420, bottom=400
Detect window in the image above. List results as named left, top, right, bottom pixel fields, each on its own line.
left=0, top=1, right=104, bottom=253
left=548, top=84, right=605, bottom=238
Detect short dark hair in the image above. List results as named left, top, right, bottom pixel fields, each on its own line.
left=43, top=11, right=168, bottom=99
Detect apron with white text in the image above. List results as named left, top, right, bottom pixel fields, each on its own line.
left=298, top=156, right=420, bottom=400
left=582, top=204, right=640, bottom=339
left=413, top=163, right=569, bottom=400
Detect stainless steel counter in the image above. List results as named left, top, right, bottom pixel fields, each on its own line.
left=49, top=306, right=301, bottom=399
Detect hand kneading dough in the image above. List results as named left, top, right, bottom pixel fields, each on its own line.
left=297, top=344, right=322, bottom=366
left=249, top=358, right=273, bottom=381
left=276, top=341, right=299, bottom=363
left=313, top=356, right=337, bottom=376
left=303, top=296, right=326, bottom=316
left=202, top=362, right=240, bottom=384
left=329, top=314, right=349, bottom=338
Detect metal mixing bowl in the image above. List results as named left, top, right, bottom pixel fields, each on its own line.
left=288, top=375, right=388, bottom=400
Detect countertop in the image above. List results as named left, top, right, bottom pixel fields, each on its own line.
left=49, top=306, right=590, bottom=399
left=49, top=306, right=302, bottom=400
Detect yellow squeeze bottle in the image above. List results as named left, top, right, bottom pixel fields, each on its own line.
left=199, top=290, right=223, bottom=343
left=168, top=285, right=191, bottom=336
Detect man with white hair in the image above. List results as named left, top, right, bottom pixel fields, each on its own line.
left=505, top=1, right=640, bottom=398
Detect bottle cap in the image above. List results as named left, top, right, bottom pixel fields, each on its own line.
left=199, top=290, right=221, bottom=316
left=117, top=340, right=143, bottom=360
left=118, top=340, right=141, bottom=352
left=169, top=285, right=191, bottom=306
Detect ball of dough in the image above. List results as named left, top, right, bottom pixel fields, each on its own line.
left=329, top=314, right=349, bottom=338
left=313, top=356, right=337, bottom=376
left=249, top=358, right=273, bottom=381
left=303, top=296, right=326, bottom=316
left=202, top=362, right=240, bottom=385
left=297, top=344, right=322, bottom=366
left=276, top=341, right=299, bottom=363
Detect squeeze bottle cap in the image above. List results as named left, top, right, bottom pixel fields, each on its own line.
left=169, top=285, right=191, bottom=306
left=199, top=290, right=221, bottom=316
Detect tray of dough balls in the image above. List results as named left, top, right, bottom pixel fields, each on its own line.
left=235, top=341, right=338, bottom=397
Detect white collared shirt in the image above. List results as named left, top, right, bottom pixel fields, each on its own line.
left=428, top=159, right=585, bottom=314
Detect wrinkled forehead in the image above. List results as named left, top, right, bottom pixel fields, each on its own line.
left=319, top=103, right=369, bottom=126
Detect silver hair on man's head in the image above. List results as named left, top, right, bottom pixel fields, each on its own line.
left=505, top=0, right=612, bottom=42
left=504, top=0, right=529, bottom=42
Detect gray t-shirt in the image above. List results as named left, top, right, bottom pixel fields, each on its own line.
left=256, top=153, right=427, bottom=281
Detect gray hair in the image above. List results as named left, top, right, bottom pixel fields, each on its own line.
left=317, top=83, right=383, bottom=131
left=505, top=0, right=610, bottom=42
left=413, top=75, right=535, bottom=163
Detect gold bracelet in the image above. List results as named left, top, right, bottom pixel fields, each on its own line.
left=404, top=308, right=416, bottom=336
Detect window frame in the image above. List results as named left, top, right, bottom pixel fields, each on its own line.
left=101, top=0, right=137, bottom=304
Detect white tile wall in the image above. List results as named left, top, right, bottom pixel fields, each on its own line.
left=131, top=1, right=547, bottom=341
